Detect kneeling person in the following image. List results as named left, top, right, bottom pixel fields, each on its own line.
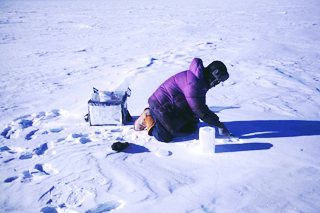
left=134, top=58, right=230, bottom=142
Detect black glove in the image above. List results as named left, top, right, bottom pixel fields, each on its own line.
left=218, top=123, right=230, bottom=136
left=111, top=142, right=129, bottom=152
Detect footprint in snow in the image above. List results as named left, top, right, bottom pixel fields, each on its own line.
left=110, top=128, right=122, bottom=133
left=1, top=109, right=66, bottom=140
left=1, top=146, right=20, bottom=163
left=25, top=129, right=39, bottom=140
left=49, top=127, right=64, bottom=133
left=40, top=207, right=58, bottom=213
left=67, top=133, right=91, bottom=144
left=19, top=153, right=34, bottom=160
left=38, top=183, right=90, bottom=208
left=34, top=163, right=59, bottom=175
left=0, top=146, right=10, bottom=152
left=65, top=187, right=91, bottom=208
left=23, top=164, right=57, bottom=183
left=4, top=176, right=18, bottom=183
left=3, top=158, right=15, bottom=163
left=1, top=127, right=12, bottom=139
left=40, top=127, right=65, bottom=136
left=19, top=141, right=54, bottom=160
left=23, top=127, right=65, bottom=142
left=86, top=200, right=125, bottom=213
left=4, top=163, right=58, bottom=183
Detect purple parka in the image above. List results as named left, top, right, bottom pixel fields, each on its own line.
left=148, top=58, right=223, bottom=135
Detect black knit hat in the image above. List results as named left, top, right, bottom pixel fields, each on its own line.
left=204, top=61, right=229, bottom=88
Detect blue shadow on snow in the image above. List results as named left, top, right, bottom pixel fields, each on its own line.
left=209, top=106, right=240, bottom=113
left=171, top=119, right=320, bottom=153
left=224, top=120, right=320, bottom=139
left=215, top=143, right=273, bottom=153
left=174, top=119, right=320, bottom=141
left=124, top=143, right=150, bottom=154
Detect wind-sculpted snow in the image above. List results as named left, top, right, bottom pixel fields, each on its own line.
left=86, top=200, right=125, bottom=213
left=1, top=0, right=320, bottom=212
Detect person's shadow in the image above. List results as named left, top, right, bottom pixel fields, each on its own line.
left=128, top=108, right=320, bottom=153
left=173, top=119, right=320, bottom=153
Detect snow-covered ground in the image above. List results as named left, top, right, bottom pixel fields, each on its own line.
left=1, top=0, right=320, bottom=212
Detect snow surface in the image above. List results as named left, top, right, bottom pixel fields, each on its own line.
left=1, top=0, right=320, bottom=212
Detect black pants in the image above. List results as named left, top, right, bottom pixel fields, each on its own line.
left=149, top=109, right=173, bottom=142
left=149, top=109, right=199, bottom=142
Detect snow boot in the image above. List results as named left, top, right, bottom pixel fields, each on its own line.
left=134, top=108, right=155, bottom=135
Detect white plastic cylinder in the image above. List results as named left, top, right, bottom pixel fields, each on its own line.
left=199, top=127, right=216, bottom=153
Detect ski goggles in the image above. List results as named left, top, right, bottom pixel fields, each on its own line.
left=208, top=69, right=229, bottom=88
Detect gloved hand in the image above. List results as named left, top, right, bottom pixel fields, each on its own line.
left=218, top=123, right=230, bottom=136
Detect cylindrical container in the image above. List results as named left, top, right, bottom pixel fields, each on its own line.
left=199, top=127, right=216, bottom=153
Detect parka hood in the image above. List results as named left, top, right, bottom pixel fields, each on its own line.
left=189, top=58, right=205, bottom=80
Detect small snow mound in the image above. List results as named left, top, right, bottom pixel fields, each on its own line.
left=46, top=109, right=61, bottom=118
left=78, top=24, right=93, bottom=28
left=35, top=163, right=59, bottom=175
left=156, top=150, right=172, bottom=157
left=34, top=111, right=46, bottom=118
left=10, top=146, right=24, bottom=153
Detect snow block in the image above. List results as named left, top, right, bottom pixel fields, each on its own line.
left=88, top=88, right=131, bottom=126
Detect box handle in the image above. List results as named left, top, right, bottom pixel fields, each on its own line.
left=126, top=88, right=132, bottom=97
